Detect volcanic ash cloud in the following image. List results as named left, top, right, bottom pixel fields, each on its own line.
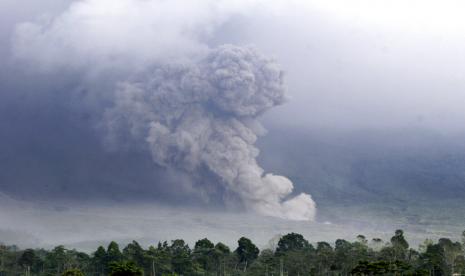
left=104, top=45, right=316, bottom=221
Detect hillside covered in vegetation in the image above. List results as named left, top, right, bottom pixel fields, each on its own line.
left=1, top=230, right=465, bottom=275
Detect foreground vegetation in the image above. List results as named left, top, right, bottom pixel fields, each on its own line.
left=1, top=230, right=465, bottom=275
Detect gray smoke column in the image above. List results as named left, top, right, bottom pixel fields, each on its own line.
left=10, top=0, right=316, bottom=220
left=104, top=45, right=316, bottom=220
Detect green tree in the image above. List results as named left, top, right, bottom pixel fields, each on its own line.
left=107, top=241, right=123, bottom=264
left=170, top=239, right=195, bottom=275
left=235, top=237, right=259, bottom=272
left=212, top=242, right=231, bottom=275
left=247, top=249, right=278, bottom=275
left=356, top=235, right=368, bottom=246
left=214, top=243, right=230, bottom=255
left=461, top=230, right=465, bottom=252
left=44, top=245, right=68, bottom=275
left=62, top=268, right=84, bottom=276
left=315, top=242, right=334, bottom=275
left=109, top=261, right=143, bottom=276
left=64, top=249, right=91, bottom=274
left=334, top=239, right=353, bottom=274
left=281, top=248, right=315, bottom=275
left=454, top=255, right=465, bottom=275
left=193, top=238, right=215, bottom=273
left=275, top=232, right=310, bottom=255
left=391, top=230, right=409, bottom=250
left=92, top=246, right=107, bottom=275
left=18, top=249, right=36, bottom=275
left=351, top=236, right=370, bottom=265
left=146, top=242, right=172, bottom=275
left=351, top=260, right=412, bottom=275
left=390, top=230, right=409, bottom=261
left=123, top=241, right=146, bottom=270
left=194, top=238, right=214, bottom=251
left=438, top=238, right=462, bottom=274
left=420, top=244, right=448, bottom=275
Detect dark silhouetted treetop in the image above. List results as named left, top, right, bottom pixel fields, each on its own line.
left=276, top=232, right=311, bottom=254
left=235, top=237, right=259, bottom=263
left=61, top=268, right=85, bottom=276
left=391, top=229, right=409, bottom=250
left=109, top=261, right=143, bottom=276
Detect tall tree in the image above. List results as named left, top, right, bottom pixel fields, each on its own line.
left=438, top=238, right=462, bottom=273
left=62, top=268, right=85, bottom=276
left=170, top=239, right=195, bottom=275
left=334, top=239, right=353, bottom=274
left=44, top=246, right=67, bottom=275
left=92, top=246, right=107, bottom=275
left=193, top=238, right=215, bottom=273
left=391, top=229, right=409, bottom=261
left=123, top=241, right=146, bottom=270
left=146, top=243, right=172, bottom=276
left=391, top=230, right=409, bottom=250
left=235, top=237, right=259, bottom=272
left=106, top=241, right=123, bottom=265
left=420, top=244, right=448, bottom=275
left=213, top=242, right=231, bottom=275
left=109, top=261, right=143, bottom=276
left=316, top=242, right=335, bottom=275
left=276, top=233, right=311, bottom=255
left=18, top=249, right=36, bottom=276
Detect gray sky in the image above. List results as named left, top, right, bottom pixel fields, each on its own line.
left=3, top=0, right=465, bottom=131
left=217, top=1, right=465, bottom=131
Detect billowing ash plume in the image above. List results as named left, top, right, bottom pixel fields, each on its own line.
left=104, top=45, right=316, bottom=220
left=11, top=0, right=316, bottom=220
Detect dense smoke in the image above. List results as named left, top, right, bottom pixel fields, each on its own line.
left=10, top=0, right=316, bottom=220
left=104, top=45, right=315, bottom=220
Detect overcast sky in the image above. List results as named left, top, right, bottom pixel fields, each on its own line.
left=2, top=0, right=465, bottom=131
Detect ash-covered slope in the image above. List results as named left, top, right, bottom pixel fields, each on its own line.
left=257, top=126, right=465, bottom=218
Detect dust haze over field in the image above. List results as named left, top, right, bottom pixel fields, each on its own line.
left=1, top=0, right=465, bottom=249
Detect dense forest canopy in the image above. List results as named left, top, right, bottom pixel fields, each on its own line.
left=1, top=230, right=465, bottom=275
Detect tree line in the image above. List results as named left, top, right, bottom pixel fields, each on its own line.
left=1, top=229, right=465, bottom=275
